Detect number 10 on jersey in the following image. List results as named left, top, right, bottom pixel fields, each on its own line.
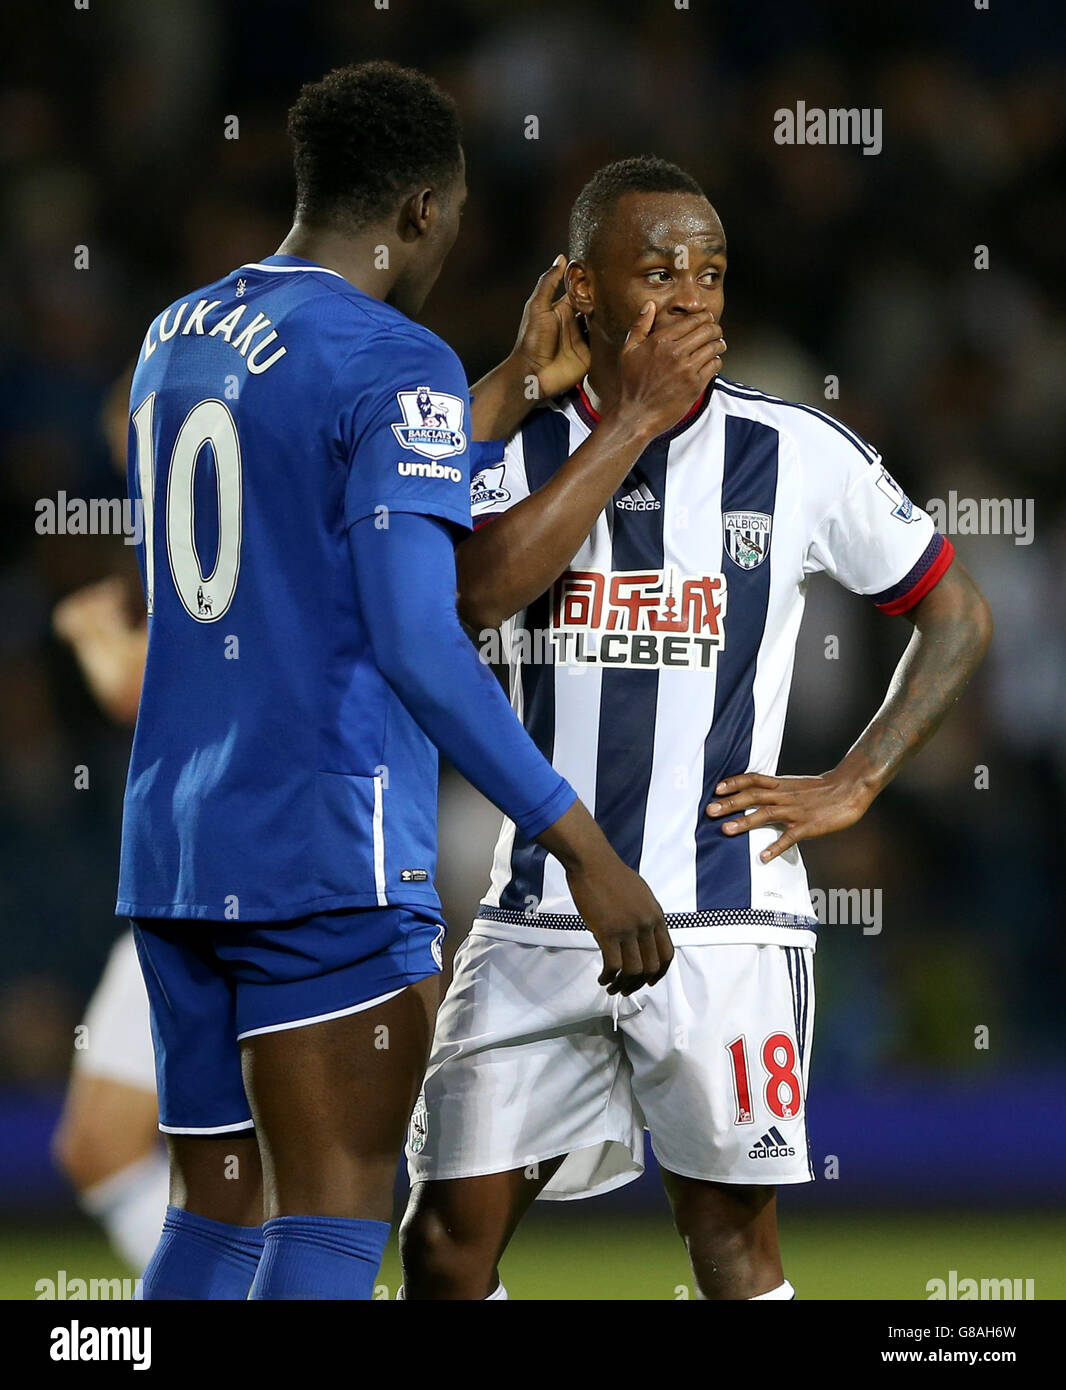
left=131, top=394, right=243, bottom=622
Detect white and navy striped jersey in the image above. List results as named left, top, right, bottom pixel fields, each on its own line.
left=470, top=375, right=954, bottom=948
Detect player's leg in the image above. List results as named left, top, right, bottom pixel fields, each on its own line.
left=217, top=905, right=449, bottom=1300
left=53, top=1075, right=166, bottom=1272
left=243, top=976, right=437, bottom=1216
left=624, top=941, right=815, bottom=1301
left=131, top=920, right=266, bottom=1300
left=400, top=929, right=645, bottom=1300
left=53, top=932, right=168, bottom=1271
left=400, top=1161, right=565, bottom=1301
left=659, top=1172, right=787, bottom=1299
left=164, top=1134, right=263, bottom=1223
left=241, top=978, right=437, bottom=1299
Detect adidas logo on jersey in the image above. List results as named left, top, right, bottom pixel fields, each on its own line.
left=616, top=481, right=661, bottom=511
left=748, top=1126, right=796, bottom=1160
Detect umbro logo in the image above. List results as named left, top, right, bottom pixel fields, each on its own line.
left=616, top=481, right=660, bottom=511
left=748, top=1126, right=796, bottom=1160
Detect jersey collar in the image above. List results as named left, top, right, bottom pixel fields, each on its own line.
left=573, top=375, right=714, bottom=442
left=239, top=254, right=346, bottom=279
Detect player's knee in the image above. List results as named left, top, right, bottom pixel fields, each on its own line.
left=692, top=1217, right=764, bottom=1271
left=399, top=1199, right=496, bottom=1300
left=52, top=1115, right=126, bottom=1193
left=671, top=1181, right=775, bottom=1254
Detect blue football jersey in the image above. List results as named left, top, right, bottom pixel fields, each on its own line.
left=117, top=254, right=486, bottom=921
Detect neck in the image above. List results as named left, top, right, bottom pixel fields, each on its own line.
left=586, top=335, right=712, bottom=426
left=275, top=221, right=403, bottom=303
left=585, top=340, right=623, bottom=416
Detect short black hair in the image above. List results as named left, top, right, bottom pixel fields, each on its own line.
left=568, top=156, right=707, bottom=262
left=288, top=61, right=463, bottom=230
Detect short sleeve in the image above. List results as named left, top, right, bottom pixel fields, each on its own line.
left=470, top=430, right=531, bottom=528
left=803, top=437, right=953, bottom=615
left=337, top=331, right=474, bottom=533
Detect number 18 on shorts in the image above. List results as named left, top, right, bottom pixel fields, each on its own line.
left=407, top=935, right=815, bottom=1197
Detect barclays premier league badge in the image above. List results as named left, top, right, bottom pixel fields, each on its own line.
left=471, top=464, right=510, bottom=509
left=392, top=387, right=467, bottom=459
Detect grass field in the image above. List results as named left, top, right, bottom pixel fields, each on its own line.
left=4, top=1210, right=1063, bottom=1301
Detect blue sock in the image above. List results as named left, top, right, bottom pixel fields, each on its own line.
left=139, top=1205, right=264, bottom=1300
left=248, top=1215, right=390, bottom=1300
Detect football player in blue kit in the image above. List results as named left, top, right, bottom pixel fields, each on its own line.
left=119, top=64, right=673, bottom=1301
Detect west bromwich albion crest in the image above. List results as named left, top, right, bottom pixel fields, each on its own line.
left=723, top=510, right=772, bottom=570
left=392, top=386, right=467, bottom=460
left=408, top=1092, right=429, bottom=1154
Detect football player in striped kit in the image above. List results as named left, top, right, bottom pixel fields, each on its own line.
left=400, top=157, right=993, bottom=1300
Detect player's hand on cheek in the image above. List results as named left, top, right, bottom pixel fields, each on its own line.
left=513, top=255, right=591, bottom=398
left=705, top=770, right=876, bottom=863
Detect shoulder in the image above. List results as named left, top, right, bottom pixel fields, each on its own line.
left=507, top=397, right=574, bottom=478
left=512, top=394, right=578, bottom=444
left=712, top=375, right=881, bottom=470
left=314, top=287, right=462, bottom=369
left=136, top=273, right=232, bottom=348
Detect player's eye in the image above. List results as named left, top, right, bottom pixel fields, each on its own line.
left=699, top=270, right=721, bottom=284
left=646, top=270, right=672, bottom=284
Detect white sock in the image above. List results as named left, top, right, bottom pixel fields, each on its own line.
left=79, top=1150, right=170, bottom=1273
left=750, top=1279, right=795, bottom=1300
left=397, top=1281, right=509, bottom=1301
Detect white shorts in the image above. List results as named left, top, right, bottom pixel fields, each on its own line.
left=74, top=930, right=157, bottom=1093
left=407, top=930, right=815, bottom=1199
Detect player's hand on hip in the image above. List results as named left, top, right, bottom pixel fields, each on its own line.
left=705, top=770, right=875, bottom=863
left=512, top=255, right=591, bottom=400
left=615, top=302, right=726, bottom=438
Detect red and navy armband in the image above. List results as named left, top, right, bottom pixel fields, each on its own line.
left=872, top=533, right=955, bottom=616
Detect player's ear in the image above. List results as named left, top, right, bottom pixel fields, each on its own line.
left=566, top=260, right=594, bottom=320
left=400, top=187, right=434, bottom=242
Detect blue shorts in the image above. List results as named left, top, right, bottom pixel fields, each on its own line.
left=131, top=906, right=446, bottom=1135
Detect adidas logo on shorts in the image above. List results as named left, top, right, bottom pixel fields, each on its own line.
left=748, top=1126, right=796, bottom=1160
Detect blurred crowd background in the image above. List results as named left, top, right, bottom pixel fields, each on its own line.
left=1, top=0, right=1063, bottom=1219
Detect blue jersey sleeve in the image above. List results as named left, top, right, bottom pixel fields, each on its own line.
left=336, top=329, right=475, bottom=533
left=349, top=510, right=576, bottom=840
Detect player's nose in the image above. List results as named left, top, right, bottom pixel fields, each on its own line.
left=666, top=282, right=705, bottom=314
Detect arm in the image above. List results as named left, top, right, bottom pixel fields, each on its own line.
left=706, top=561, right=994, bottom=860
left=52, top=577, right=146, bottom=727
left=348, top=509, right=672, bottom=992
left=458, top=302, right=727, bottom=630
left=468, top=257, right=589, bottom=442
left=458, top=411, right=655, bottom=631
